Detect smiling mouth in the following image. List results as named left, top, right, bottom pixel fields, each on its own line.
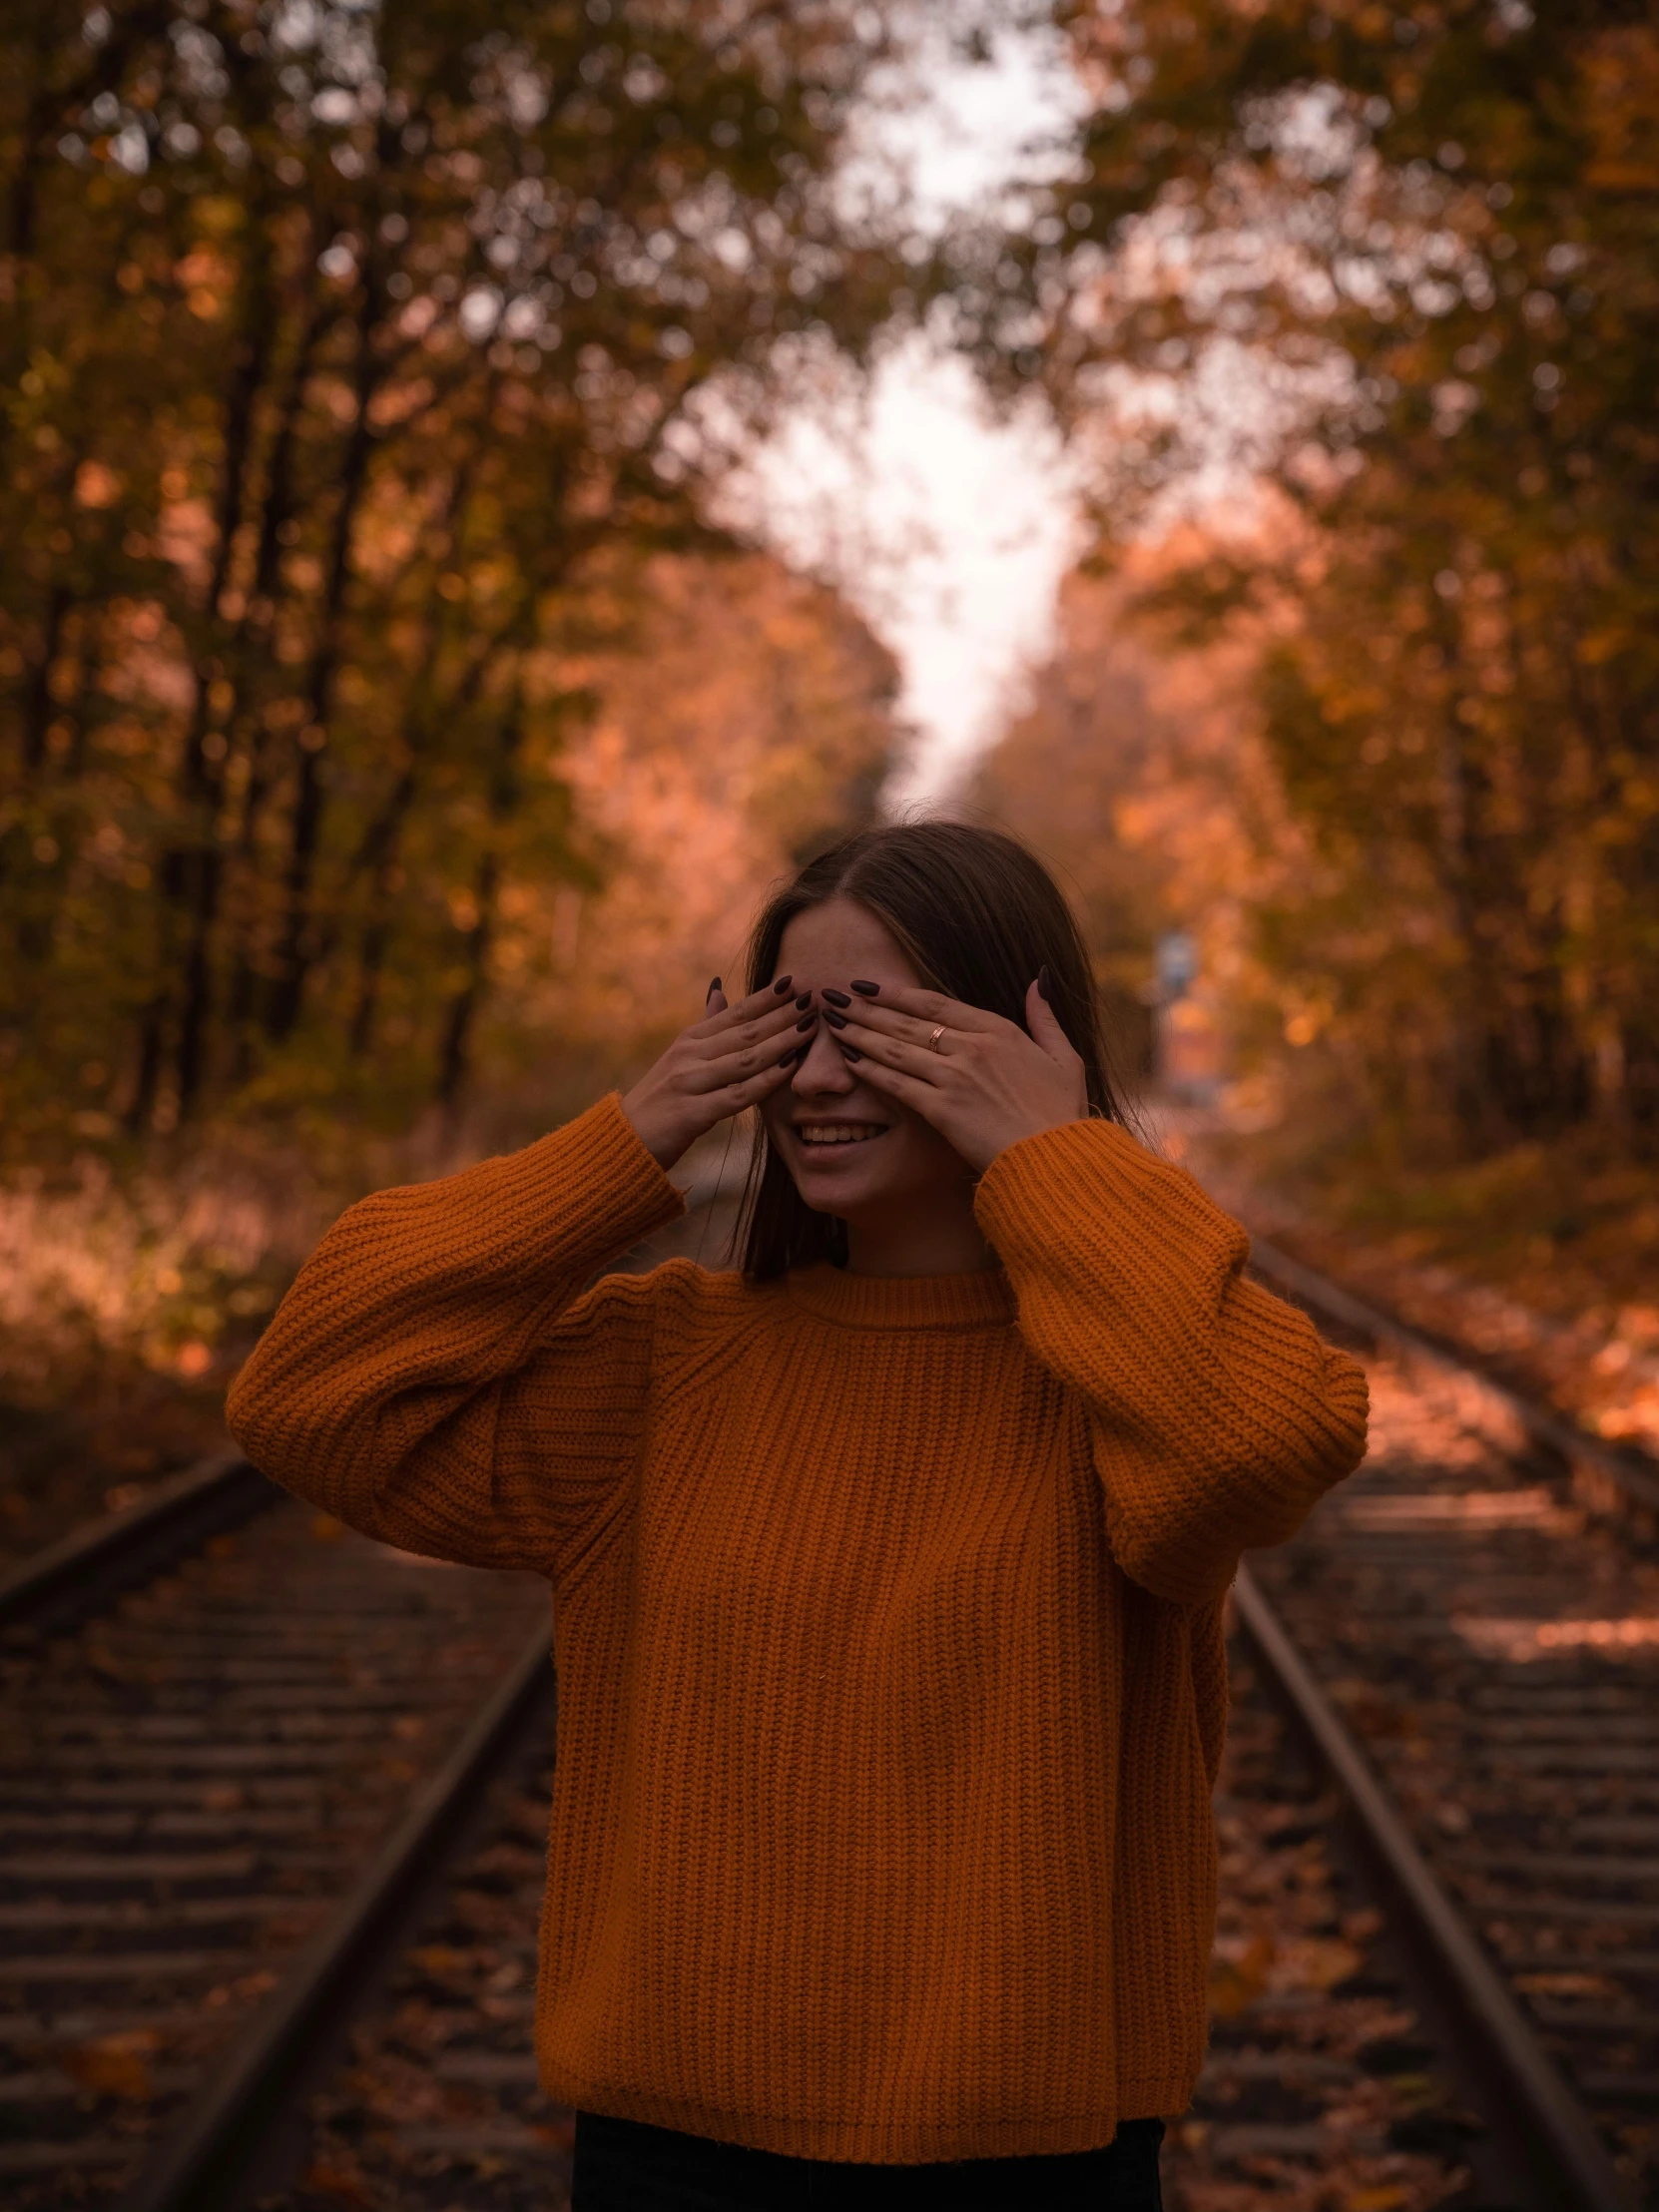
left=795, top=1121, right=890, bottom=1149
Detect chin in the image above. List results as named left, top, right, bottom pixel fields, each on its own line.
left=786, top=1141, right=963, bottom=1234
left=775, top=1129, right=903, bottom=1214
left=789, top=1156, right=900, bottom=1217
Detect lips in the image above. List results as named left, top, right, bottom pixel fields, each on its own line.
left=795, top=1122, right=889, bottom=1148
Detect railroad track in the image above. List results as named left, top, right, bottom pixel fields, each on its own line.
left=0, top=1169, right=740, bottom=2212
left=243, top=1622, right=1518, bottom=2212
left=1, top=1186, right=1652, bottom=2208
left=1167, top=1632, right=1519, bottom=2208
left=1234, top=1242, right=1658, bottom=2212
left=0, top=1460, right=552, bottom=2207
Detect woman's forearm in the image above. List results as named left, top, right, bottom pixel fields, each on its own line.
left=227, top=1093, right=685, bottom=1570
left=975, top=1118, right=1369, bottom=1603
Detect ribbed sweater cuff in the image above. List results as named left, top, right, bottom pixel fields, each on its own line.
left=973, top=1116, right=1235, bottom=1281
left=493, top=1090, right=687, bottom=1284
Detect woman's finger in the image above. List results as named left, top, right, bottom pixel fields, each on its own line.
left=688, top=994, right=809, bottom=1069
left=687, top=1011, right=819, bottom=1092
left=1025, top=977, right=1084, bottom=1065
left=690, top=974, right=803, bottom=1040
left=834, top=982, right=1000, bottom=1034
left=722, top=1052, right=806, bottom=1108
left=832, top=999, right=973, bottom=1055
left=832, top=995, right=955, bottom=1062
left=831, top=1038, right=941, bottom=1114
left=832, top=994, right=1024, bottom=1058
left=829, top=1014, right=945, bottom=1084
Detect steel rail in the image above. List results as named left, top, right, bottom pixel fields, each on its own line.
left=1233, top=1563, right=1638, bottom=2212
left=0, top=1445, right=272, bottom=1635
left=116, top=1614, right=556, bottom=2212
left=1249, top=1235, right=1659, bottom=1530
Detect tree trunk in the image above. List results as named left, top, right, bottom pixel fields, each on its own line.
left=125, top=984, right=170, bottom=1135
left=20, top=583, right=68, bottom=777
left=220, top=298, right=333, bottom=1080
left=1427, top=640, right=1504, bottom=1153
left=437, top=681, right=525, bottom=1110
left=168, top=212, right=284, bottom=1117
left=264, top=275, right=386, bottom=1045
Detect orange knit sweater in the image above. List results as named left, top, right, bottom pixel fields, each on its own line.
left=227, top=1094, right=1368, bottom=2164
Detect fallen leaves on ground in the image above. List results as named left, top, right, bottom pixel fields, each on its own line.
left=1166, top=1661, right=1475, bottom=2212
left=54, top=2028, right=161, bottom=2100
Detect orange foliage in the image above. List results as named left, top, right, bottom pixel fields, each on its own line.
left=524, top=553, right=897, bottom=1060
left=972, top=542, right=1316, bottom=1119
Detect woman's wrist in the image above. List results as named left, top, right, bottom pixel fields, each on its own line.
left=619, top=1085, right=686, bottom=1172
left=973, top=1107, right=1091, bottom=1175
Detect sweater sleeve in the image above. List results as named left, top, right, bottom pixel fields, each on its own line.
left=225, top=1093, right=686, bottom=1579
left=973, top=1118, right=1368, bottom=1607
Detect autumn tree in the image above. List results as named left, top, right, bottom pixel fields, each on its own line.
left=517, top=548, right=897, bottom=1096
left=1041, top=0, right=1659, bottom=1161
left=0, top=0, right=927, bottom=1153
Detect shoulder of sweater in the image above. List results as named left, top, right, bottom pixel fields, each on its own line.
left=604, top=1255, right=779, bottom=1322
left=594, top=1258, right=784, bottom=1399
left=326, top=1097, right=674, bottom=1238
left=976, top=1115, right=1247, bottom=1242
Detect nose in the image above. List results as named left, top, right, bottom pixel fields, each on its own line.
left=791, top=1019, right=854, bottom=1095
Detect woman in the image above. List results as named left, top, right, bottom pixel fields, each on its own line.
left=228, top=822, right=1368, bottom=2211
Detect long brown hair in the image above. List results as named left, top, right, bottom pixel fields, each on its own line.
left=733, top=822, right=1129, bottom=1280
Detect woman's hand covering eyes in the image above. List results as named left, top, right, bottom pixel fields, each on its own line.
left=621, top=978, right=814, bottom=1170
left=829, top=980, right=1088, bottom=1173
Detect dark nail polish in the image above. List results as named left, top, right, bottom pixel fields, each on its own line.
left=773, top=974, right=793, bottom=995
left=777, top=1046, right=798, bottom=1068
left=796, top=1013, right=816, bottom=1032
left=823, top=1008, right=847, bottom=1029
left=821, top=987, right=851, bottom=1008
left=795, top=992, right=812, bottom=1011
left=850, top=979, right=879, bottom=996
left=1037, top=966, right=1051, bottom=1002
left=707, top=976, right=722, bottom=1000
left=840, top=1043, right=862, bottom=1061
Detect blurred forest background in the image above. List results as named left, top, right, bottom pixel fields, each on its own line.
left=3, top=0, right=1658, bottom=1542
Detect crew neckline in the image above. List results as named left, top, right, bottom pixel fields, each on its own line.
left=784, top=1262, right=1015, bottom=1332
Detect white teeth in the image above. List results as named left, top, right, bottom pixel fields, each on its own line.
left=798, top=1123, right=885, bottom=1145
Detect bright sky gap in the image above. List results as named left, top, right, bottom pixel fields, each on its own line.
left=730, top=16, right=1088, bottom=812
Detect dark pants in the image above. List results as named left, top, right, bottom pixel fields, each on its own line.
left=571, top=2110, right=1165, bottom=2210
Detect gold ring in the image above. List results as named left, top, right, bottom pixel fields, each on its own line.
left=927, top=1024, right=945, bottom=1052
